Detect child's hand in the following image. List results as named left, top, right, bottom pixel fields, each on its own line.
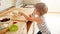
left=18, top=12, right=25, bottom=16
left=29, top=14, right=35, bottom=21
left=29, top=14, right=33, bottom=18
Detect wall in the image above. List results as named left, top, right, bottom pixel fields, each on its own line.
left=0, top=0, right=14, bottom=12
left=41, top=0, right=60, bottom=12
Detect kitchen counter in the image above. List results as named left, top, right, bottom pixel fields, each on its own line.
left=0, top=7, right=34, bottom=34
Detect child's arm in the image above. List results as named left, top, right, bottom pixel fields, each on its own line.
left=19, top=12, right=43, bottom=25
left=35, top=17, right=43, bottom=25
left=18, top=12, right=35, bottom=21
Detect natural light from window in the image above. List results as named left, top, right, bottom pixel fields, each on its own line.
left=41, top=0, right=60, bottom=12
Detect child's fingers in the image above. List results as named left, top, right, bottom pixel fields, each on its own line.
left=18, top=12, right=24, bottom=16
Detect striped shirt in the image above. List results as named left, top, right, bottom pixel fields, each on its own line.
left=37, top=16, right=51, bottom=34
left=32, top=14, right=51, bottom=34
